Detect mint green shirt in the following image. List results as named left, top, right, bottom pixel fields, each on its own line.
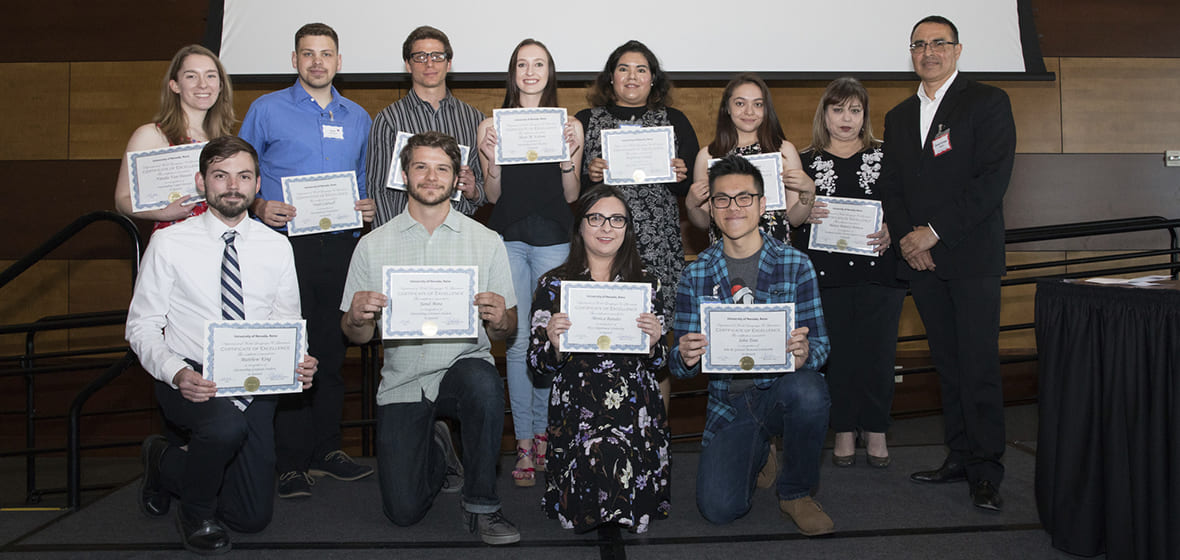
left=341, top=210, right=515, bottom=405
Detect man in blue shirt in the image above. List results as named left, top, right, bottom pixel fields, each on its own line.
left=239, top=22, right=375, bottom=499
left=671, top=155, right=834, bottom=536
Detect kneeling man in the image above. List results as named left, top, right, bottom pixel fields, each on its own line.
left=671, top=155, right=834, bottom=535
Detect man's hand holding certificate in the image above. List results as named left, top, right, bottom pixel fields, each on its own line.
left=381, top=266, right=479, bottom=339
left=281, top=171, right=363, bottom=236
left=698, top=303, right=795, bottom=373
left=807, top=196, right=884, bottom=255
left=127, top=143, right=207, bottom=212
left=557, top=281, right=652, bottom=354
left=202, top=320, right=309, bottom=397
left=600, top=126, right=676, bottom=185
left=493, top=108, right=569, bottom=165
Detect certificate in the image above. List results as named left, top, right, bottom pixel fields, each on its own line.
left=807, top=196, right=884, bottom=255
left=201, top=319, right=307, bottom=397
left=700, top=302, right=794, bottom=374
left=385, top=131, right=469, bottom=201
left=707, top=153, right=786, bottom=211
left=493, top=108, right=569, bottom=165
left=382, top=266, right=479, bottom=339
left=558, top=281, right=652, bottom=354
left=281, top=171, right=363, bottom=236
left=601, top=126, right=676, bottom=185
left=126, top=142, right=207, bottom=212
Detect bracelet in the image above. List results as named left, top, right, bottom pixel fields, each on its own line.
left=560, top=165, right=575, bottom=174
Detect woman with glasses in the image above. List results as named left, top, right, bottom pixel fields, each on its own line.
left=476, top=39, right=584, bottom=488
left=685, top=73, right=816, bottom=243
left=114, top=45, right=236, bottom=229
left=527, top=184, right=670, bottom=534
left=791, top=77, right=905, bottom=468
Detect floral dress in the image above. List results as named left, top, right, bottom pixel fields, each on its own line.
left=527, top=270, right=671, bottom=533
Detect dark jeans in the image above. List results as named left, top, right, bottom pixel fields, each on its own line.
left=822, top=284, right=907, bottom=433
left=696, top=370, right=830, bottom=524
left=909, top=273, right=1006, bottom=486
left=276, top=233, right=357, bottom=472
left=375, top=358, right=505, bottom=526
left=154, top=381, right=277, bottom=532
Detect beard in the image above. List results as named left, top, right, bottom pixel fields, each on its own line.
left=206, top=191, right=252, bottom=220
left=407, top=180, right=455, bottom=207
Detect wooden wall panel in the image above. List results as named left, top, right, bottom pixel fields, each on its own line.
left=69, top=61, right=170, bottom=160
left=1061, top=58, right=1180, bottom=153
left=1033, top=0, right=1180, bottom=58
left=0, top=260, right=69, bottom=355
left=0, top=63, right=70, bottom=160
left=6, top=3, right=208, bottom=63
left=67, top=259, right=135, bottom=350
left=997, top=57, right=1062, bottom=153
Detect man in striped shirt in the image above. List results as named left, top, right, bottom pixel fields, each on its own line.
left=366, top=26, right=485, bottom=226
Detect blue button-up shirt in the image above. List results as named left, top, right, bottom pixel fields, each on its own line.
left=239, top=81, right=372, bottom=232
left=670, top=231, right=830, bottom=446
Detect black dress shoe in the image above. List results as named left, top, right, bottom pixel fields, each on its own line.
left=910, top=459, right=967, bottom=484
left=176, top=510, right=231, bottom=555
left=971, top=480, right=1003, bottom=511
left=139, top=435, right=171, bottom=517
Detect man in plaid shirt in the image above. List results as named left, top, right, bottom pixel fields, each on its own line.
left=671, top=155, right=833, bottom=536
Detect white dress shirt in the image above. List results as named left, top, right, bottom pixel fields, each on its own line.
left=126, top=211, right=301, bottom=385
left=918, top=70, right=959, bottom=146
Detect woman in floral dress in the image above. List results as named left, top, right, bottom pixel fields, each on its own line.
left=527, top=185, right=670, bottom=534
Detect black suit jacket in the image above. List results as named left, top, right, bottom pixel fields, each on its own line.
left=879, top=75, right=1016, bottom=280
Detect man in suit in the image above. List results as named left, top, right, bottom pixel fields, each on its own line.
left=879, top=15, right=1016, bottom=512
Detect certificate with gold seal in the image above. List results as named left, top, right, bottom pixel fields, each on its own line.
left=201, top=319, right=307, bottom=397
left=385, top=131, right=468, bottom=201
left=382, top=266, right=479, bottom=339
left=558, top=281, right=651, bottom=354
left=700, top=302, right=794, bottom=374
left=127, top=142, right=207, bottom=212
left=281, top=171, right=363, bottom=236
left=601, top=126, right=676, bottom=185
left=493, top=108, right=569, bottom=165
left=807, top=196, right=883, bottom=256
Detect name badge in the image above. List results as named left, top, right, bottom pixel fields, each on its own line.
left=322, top=125, right=344, bottom=140
left=932, top=128, right=952, bottom=157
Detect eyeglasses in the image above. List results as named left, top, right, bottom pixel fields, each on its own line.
left=908, top=39, right=958, bottom=53
left=409, top=51, right=448, bottom=64
left=709, top=192, right=761, bottom=209
left=584, top=213, right=628, bottom=229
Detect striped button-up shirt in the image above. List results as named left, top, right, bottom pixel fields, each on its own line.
left=366, top=88, right=486, bottom=226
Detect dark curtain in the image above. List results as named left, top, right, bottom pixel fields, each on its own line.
left=1035, top=280, right=1180, bottom=559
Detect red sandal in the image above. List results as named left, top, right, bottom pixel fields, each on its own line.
left=512, top=447, right=535, bottom=487
left=533, top=434, right=548, bottom=472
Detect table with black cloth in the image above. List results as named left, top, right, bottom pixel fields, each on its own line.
left=1034, top=279, right=1180, bottom=559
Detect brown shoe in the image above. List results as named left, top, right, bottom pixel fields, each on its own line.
left=779, top=496, right=835, bottom=536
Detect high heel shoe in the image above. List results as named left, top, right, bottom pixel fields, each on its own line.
left=867, top=453, right=891, bottom=468
left=532, top=434, right=548, bottom=473
left=832, top=453, right=855, bottom=467
left=512, top=447, right=535, bottom=487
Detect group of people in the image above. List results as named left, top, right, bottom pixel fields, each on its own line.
left=122, top=14, right=1015, bottom=555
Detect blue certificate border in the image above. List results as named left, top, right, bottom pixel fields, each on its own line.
left=557, top=281, right=651, bottom=353
left=707, top=153, right=785, bottom=210
left=385, top=131, right=467, bottom=201
left=127, top=142, right=207, bottom=211
left=700, top=302, right=794, bottom=374
left=281, top=171, right=363, bottom=235
left=382, top=266, right=479, bottom=339
left=203, top=319, right=306, bottom=396
left=601, top=126, right=676, bottom=185
left=807, top=196, right=883, bottom=256
left=493, top=108, right=569, bottom=165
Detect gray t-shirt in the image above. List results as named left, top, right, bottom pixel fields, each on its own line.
left=724, top=251, right=760, bottom=396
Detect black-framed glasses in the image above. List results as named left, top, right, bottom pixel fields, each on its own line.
left=908, top=39, right=958, bottom=53
left=584, top=213, right=628, bottom=229
left=409, top=51, right=448, bottom=63
left=709, top=192, right=761, bottom=209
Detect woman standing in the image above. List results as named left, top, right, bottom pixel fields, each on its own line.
left=684, top=73, right=816, bottom=242
left=114, top=45, right=236, bottom=229
left=528, top=185, right=670, bottom=534
left=477, top=39, right=584, bottom=488
left=792, top=77, right=905, bottom=467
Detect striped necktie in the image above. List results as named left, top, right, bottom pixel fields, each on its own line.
left=221, top=230, right=252, bottom=411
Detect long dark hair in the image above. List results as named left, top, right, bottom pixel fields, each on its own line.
left=558, top=185, right=644, bottom=283
left=502, top=39, right=559, bottom=109
left=708, top=73, right=787, bottom=158
left=586, top=40, right=672, bottom=109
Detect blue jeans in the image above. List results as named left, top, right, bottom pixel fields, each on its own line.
left=504, top=241, right=569, bottom=440
left=695, top=370, right=831, bottom=524
left=375, top=358, right=505, bottom=526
